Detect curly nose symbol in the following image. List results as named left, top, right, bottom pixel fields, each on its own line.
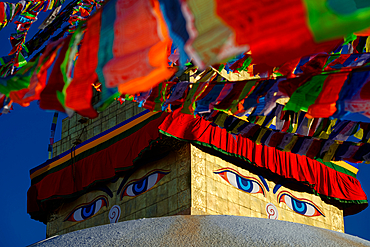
left=109, top=205, right=121, bottom=223
left=266, top=203, right=278, bottom=219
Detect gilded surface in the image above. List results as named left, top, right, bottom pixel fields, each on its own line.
left=46, top=144, right=191, bottom=237
left=46, top=143, right=344, bottom=237
left=190, top=145, right=344, bottom=232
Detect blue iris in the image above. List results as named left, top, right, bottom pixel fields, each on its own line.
left=237, top=176, right=252, bottom=192
left=82, top=203, right=96, bottom=219
left=133, top=178, right=148, bottom=195
left=292, top=197, right=307, bottom=214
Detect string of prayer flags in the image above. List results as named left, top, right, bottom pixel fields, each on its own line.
left=0, top=0, right=104, bottom=112
left=0, top=2, right=23, bottom=31
left=4, top=46, right=370, bottom=122
left=25, top=0, right=80, bottom=56
left=120, top=74, right=370, bottom=146
left=67, top=0, right=102, bottom=33
left=3, top=0, right=370, bottom=121
left=10, top=38, right=66, bottom=107
left=0, top=0, right=65, bottom=32
left=0, top=0, right=93, bottom=77
left=208, top=111, right=370, bottom=163
left=8, top=0, right=66, bottom=63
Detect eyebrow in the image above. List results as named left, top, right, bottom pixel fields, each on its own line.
left=117, top=170, right=137, bottom=195
left=258, top=175, right=270, bottom=192
left=273, top=184, right=282, bottom=194
left=273, top=180, right=311, bottom=194
left=94, top=185, right=113, bottom=198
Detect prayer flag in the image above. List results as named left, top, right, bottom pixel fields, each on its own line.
left=215, top=0, right=342, bottom=66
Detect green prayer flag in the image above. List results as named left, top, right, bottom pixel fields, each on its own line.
left=284, top=74, right=328, bottom=113
left=304, top=0, right=370, bottom=42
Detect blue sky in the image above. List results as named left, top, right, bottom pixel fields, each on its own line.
left=0, top=103, right=64, bottom=246
left=0, top=2, right=369, bottom=246
left=0, top=8, right=66, bottom=245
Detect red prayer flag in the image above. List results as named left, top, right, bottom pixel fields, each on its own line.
left=65, top=12, right=100, bottom=118
left=215, top=0, right=341, bottom=66
left=39, top=36, right=72, bottom=113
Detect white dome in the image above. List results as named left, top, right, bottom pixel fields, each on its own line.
left=29, top=215, right=370, bottom=247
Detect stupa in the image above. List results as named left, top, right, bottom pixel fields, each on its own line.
left=27, top=100, right=370, bottom=246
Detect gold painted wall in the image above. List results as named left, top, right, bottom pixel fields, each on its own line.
left=190, top=145, right=344, bottom=232
left=46, top=144, right=191, bottom=237
left=46, top=142, right=344, bottom=237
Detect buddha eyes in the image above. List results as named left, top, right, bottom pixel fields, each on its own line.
left=278, top=191, right=325, bottom=217
left=64, top=170, right=169, bottom=222
left=64, top=196, right=108, bottom=222
left=214, top=169, right=265, bottom=196
left=64, top=167, right=323, bottom=223
left=120, top=170, right=170, bottom=199
left=214, top=168, right=324, bottom=217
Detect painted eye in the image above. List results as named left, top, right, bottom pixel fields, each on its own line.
left=121, top=170, right=169, bottom=199
left=64, top=196, right=108, bottom=222
left=278, top=192, right=324, bottom=217
left=214, top=169, right=265, bottom=196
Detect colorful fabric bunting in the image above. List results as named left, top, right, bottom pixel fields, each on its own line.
left=0, top=2, right=23, bottom=31
left=111, top=72, right=370, bottom=163
left=9, top=39, right=62, bottom=106
left=67, top=0, right=102, bottom=33
left=1, top=0, right=370, bottom=169
left=2, top=0, right=370, bottom=115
